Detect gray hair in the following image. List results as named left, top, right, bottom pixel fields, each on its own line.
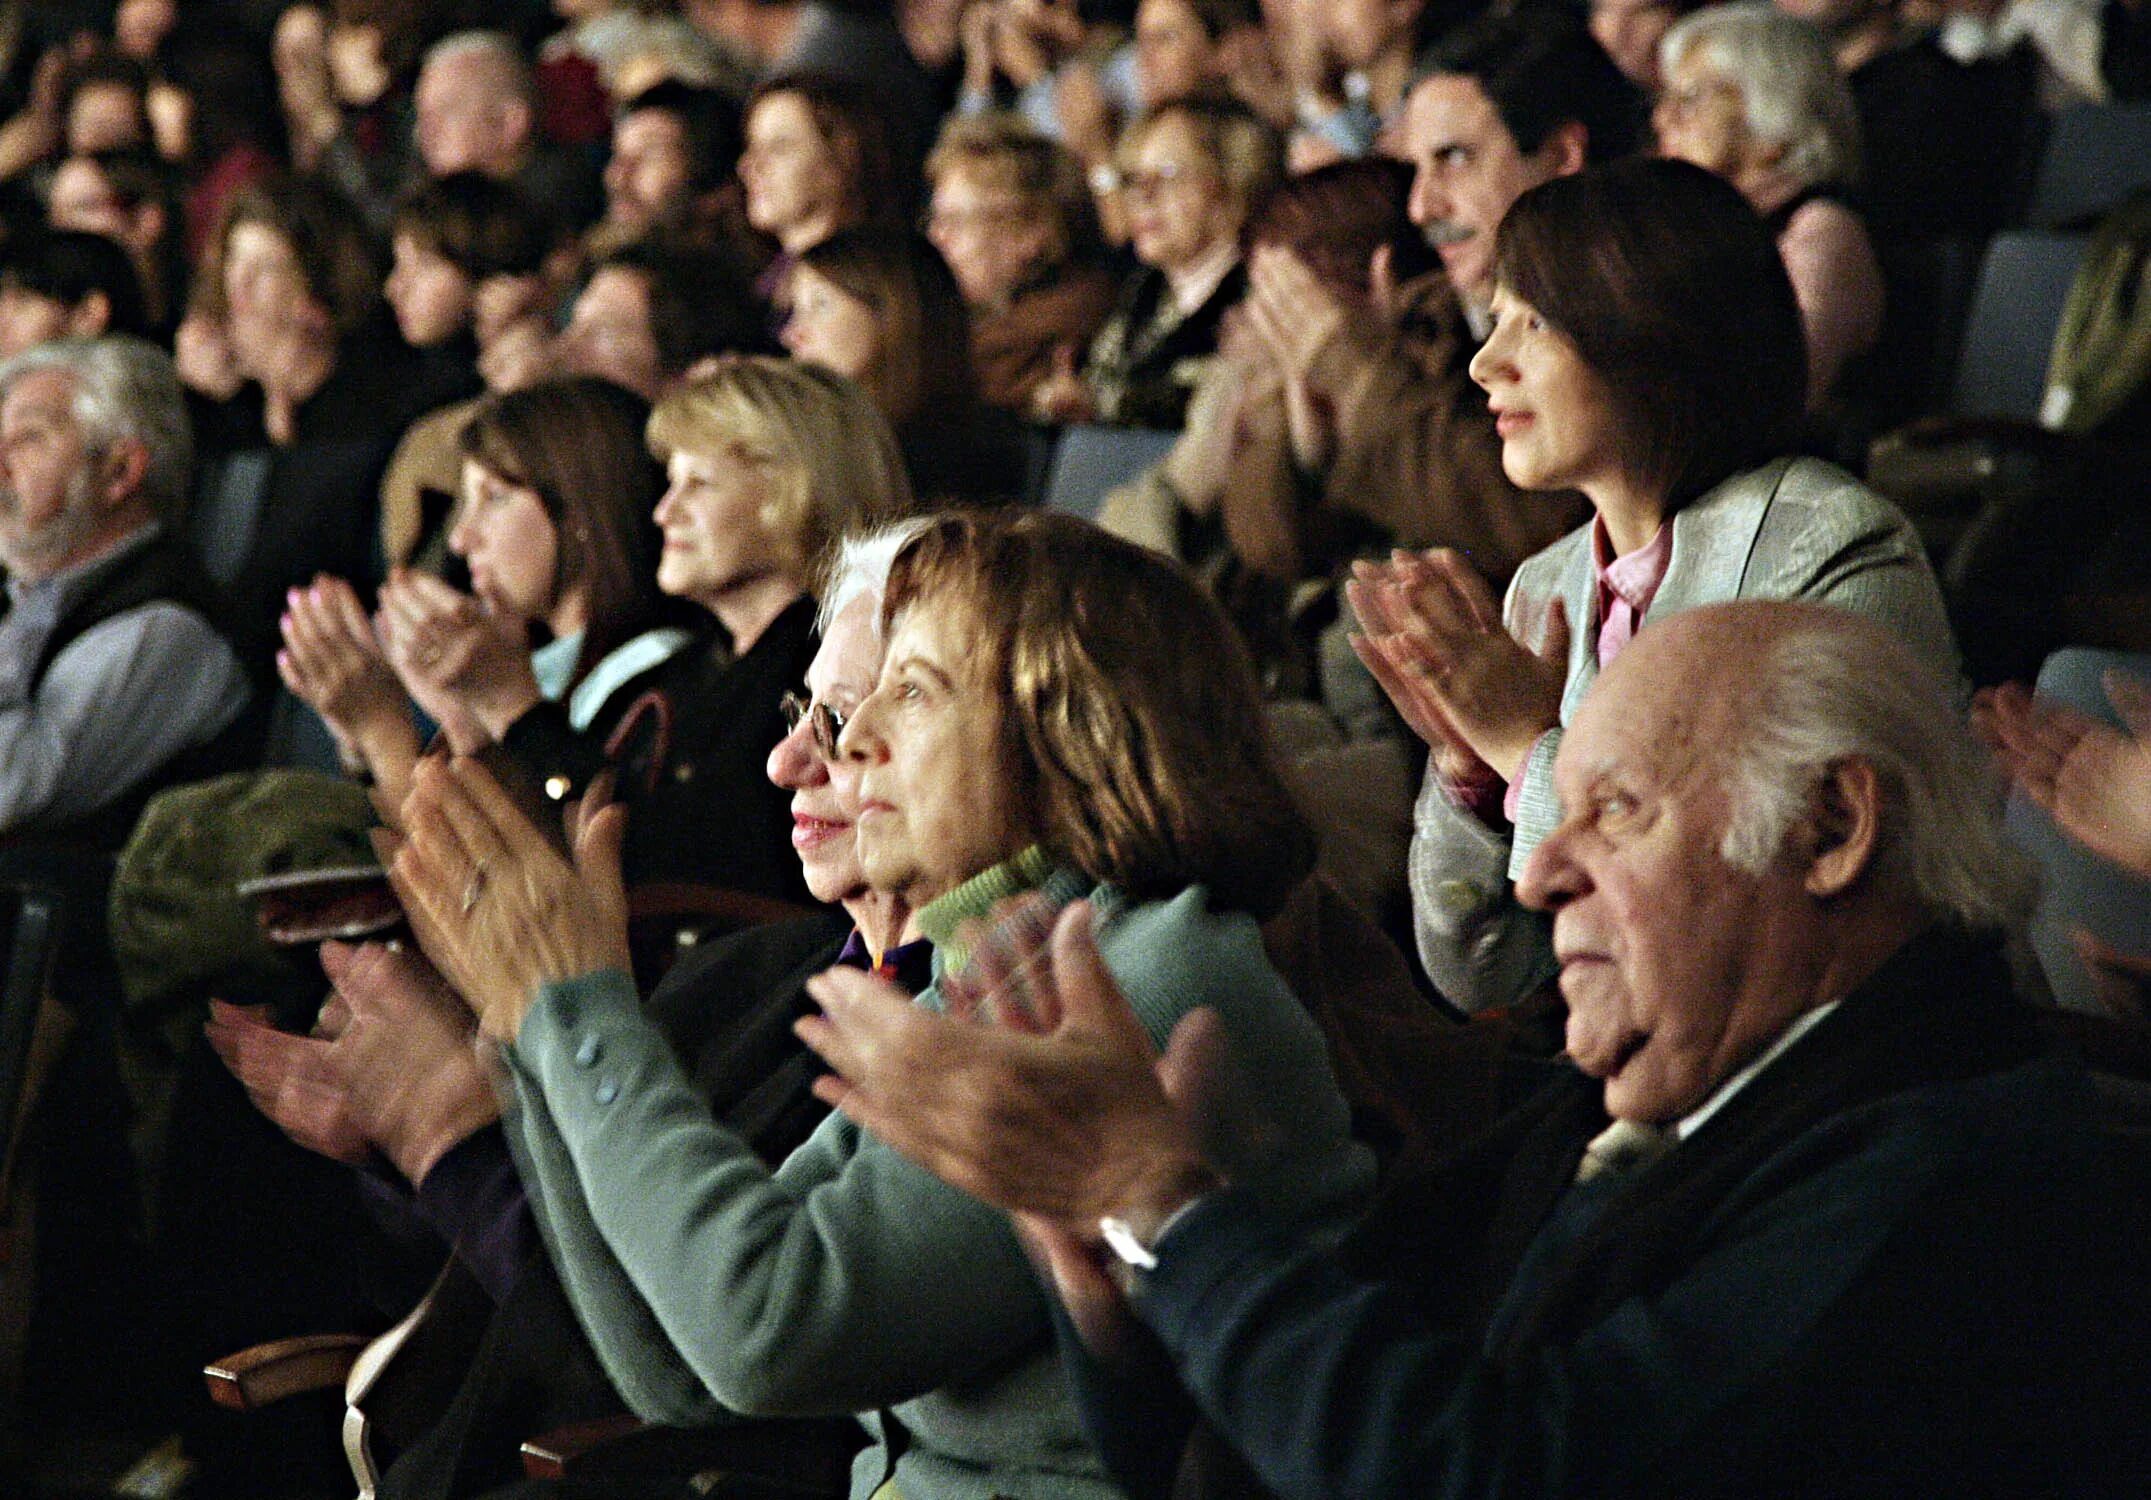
left=1660, top=3, right=1862, bottom=191
left=1718, top=610, right=2034, bottom=932
left=422, top=30, right=534, bottom=105
left=0, top=335, right=192, bottom=520
left=816, top=516, right=932, bottom=637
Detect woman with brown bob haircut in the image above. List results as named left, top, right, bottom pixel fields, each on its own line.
left=1353, top=156, right=1956, bottom=1017
left=873, top=508, right=1317, bottom=919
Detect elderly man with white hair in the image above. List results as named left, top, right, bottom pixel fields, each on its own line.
left=0, top=334, right=247, bottom=843
left=413, top=31, right=602, bottom=232
left=801, top=598, right=2151, bottom=1499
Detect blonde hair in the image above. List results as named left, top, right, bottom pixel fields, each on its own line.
left=647, top=358, right=913, bottom=584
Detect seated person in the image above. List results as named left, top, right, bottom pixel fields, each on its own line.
left=383, top=508, right=1373, bottom=1500
left=491, top=357, right=911, bottom=896
left=922, top=112, right=1117, bottom=414
left=780, top=226, right=1023, bottom=506
left=1033, top=99, right=1282, bottom=428
left=1350, top=158, right=1955, bottom=1015
left=1655, top=2, right=1884, bottom=412
left=45, top=145, right=183, bottom=332
left=0, top=334, right=248, bottom=845
left=803, top=599, right=2151, bottom=1500
left=210, top=520, right=931, bottom=1500
left=383, top=170, right=557, bottom=414
left=0, top=226, right=149, bottom=358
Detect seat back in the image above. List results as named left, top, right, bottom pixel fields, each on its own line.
left=2027, top=103, right=2151, bottom=229
left=1950, top=231, right=2091, bottom=420
left=1039, top=424, right=1179, bottom=519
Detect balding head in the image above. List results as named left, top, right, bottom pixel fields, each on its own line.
left=416, top=33, right=536, bottom=181
left=1516, top=601, right=2023, bottom=1122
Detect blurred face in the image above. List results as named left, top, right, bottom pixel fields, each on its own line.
left=606, top=108, right=699, bottom=234
left=780, top=266, right=881, bottom=386
left=1516, top=628, right=1821, bottom=1123
left=66, top=82, right=149, bottom=156
left=1123, top=115, right=1240, bottom=276
left=386, top=232, right=477, bottom=348
left=115, top=0, right=179, bottom=60
left=926, top=165, right=1056, bottom=305
left=739, top=93, right=846, bottom=243
left=1401, top=74, right=1562, bottom=306
left=652, top=442, right=788, bottom=609
left=1135, top=0, right=1215, bottom=108
left=1591, top=0, right=1680, bottom=86
left=0, top=368, right=103, bottom=581
left=843, top=602, right=1025, bottom=906
left=47, top=159, right=143, bottom=254
left=1467, top=285, right=1626, bottom=500
left=416, top=52, right=523, bottom=179
left=1654, top=52, right=1769, bottom=193
left=767, top=595, right=883, bottom=903
left=448, top=457, right=559, bottom=622
left=223, top=221, right=332, bottom=373
left=0, top=285, right=81, bottom=359
left=1326, top=0, right=1417, bottom=70
left=555, top=266, right=664, bottom=400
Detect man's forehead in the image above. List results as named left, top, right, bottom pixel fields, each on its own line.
left=1406, top=74, right=1512, bottom=147
left=3, top=367, right=78, bottom=420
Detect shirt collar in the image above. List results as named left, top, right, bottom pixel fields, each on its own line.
left=835, top=928, right=936, bottom=993
left=1589, top=512, right=1674, bottom=616
left=1672, top=1000, right=1842, bottom=1143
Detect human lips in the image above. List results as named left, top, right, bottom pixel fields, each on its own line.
left=1490, top=404, right=1534, bottom=439
left=792, top=807, right=851, bottom=851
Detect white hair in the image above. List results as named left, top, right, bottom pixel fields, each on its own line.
left=1660, top=3, right=1862, bottom=191
left=0, top=335, right=191, bottom=520
left=1717, top=611, right=2034, bottom=932
left=816, top=516, right=931, bottom=638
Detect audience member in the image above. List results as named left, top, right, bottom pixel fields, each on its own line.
left=1589, top=0, right=1706, bottom=86
left=45, top=145, right=182, bottom=329
left=921, top=111, right=1116, bottom=412
left=1034, top=97, right=1280, bottom=426
left=496, top=356, right=910, bottom=894
left=382, top=506, right=1370, bottom=1500
left=144, top=27, right=286, bottom=264
left=783, top=226, right=1018, bottom=504
left=1351, top=158, right=1955, bottom=1014
left=1656, top=3, right=1885, bottom=411
left=412, top=30, right=603, bottom=232
left=210, top=519, right=930, bottom=1500
left=738, top=72, right=916, bottom=311
left=59, top=45, right=153, bottom=155
left=595, top=78, right=746, bottom=253
left=0, top=335, right=247, bottom=843
left=800, top=599, right=2151, bottom=1500
left=0, top=227, right=149, bottom=357
left=1132, top=0, right=1264, bottom=109
left=546, top=237, right=768, bottom=400
left=1293, top=0, right=1432, bottom=160
left=385, top=170, right=556, bottom=397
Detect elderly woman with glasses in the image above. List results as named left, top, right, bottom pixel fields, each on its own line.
left=1032, top=98, right=1282, bottom=427
left=386, top=508, right=1372, bottom=1500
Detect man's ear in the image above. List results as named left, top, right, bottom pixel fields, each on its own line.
left=95, top=437, right=150, bottom=508
left=1538, top=120, right=1590, bottom=180
left=1803, top=757, right=1882, bottom=899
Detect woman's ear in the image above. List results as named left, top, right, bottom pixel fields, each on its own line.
left=1803, top=756, right=1883, bottom=899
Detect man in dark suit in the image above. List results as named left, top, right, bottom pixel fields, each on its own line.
left=802, top=598, right=2151, bottom=1499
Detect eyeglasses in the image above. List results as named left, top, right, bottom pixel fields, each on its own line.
left=780, top=691, right=847, bottom=758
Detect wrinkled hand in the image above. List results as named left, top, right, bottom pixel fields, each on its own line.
left=798, top=900, right=1224, bottom=1225
left=376, top=568, right=530, bottom=753
left=205, top=999, right=369, bottom=1165
left=1347, top=550, right=1569, bottom=783
left=278, top=574, right=406, bottom=756
left=2049, top=673, right=2151, bottom=878
left=319, top=939, right=497, bottom=1184
left=385, top=757, right=632, bottom=1042
left=1972, top=680, right=2091, bottom=803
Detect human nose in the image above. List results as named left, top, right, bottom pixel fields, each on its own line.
left=447, top=508, right=478, bottom=558
left=652, top=479, right=682, bottom=526
left=1516, top=818, right=1585, bottom=913
left=767, top=709, right=828, bottom=790
left=1467, top=320, right=1511, bottom=392
left=1407, top=164, right=1440, bottom=228
left=838, top=687, right=890, bottom=765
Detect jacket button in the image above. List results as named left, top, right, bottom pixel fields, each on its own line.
left=574, top=1036, right=601, bottom=1069
left=594, top=1080, right=619, bottom=1106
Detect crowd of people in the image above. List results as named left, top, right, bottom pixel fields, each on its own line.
left=0, top=0, right=2147, bottom=1497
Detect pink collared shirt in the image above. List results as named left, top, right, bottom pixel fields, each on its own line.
left=1494, top=515, right=1674, bottom=824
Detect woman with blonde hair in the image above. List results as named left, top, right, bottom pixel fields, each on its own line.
left=386, top=507, right=1372, bottom=1500
left=493, top=355, right=913, bottom=890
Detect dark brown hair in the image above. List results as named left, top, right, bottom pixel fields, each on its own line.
left=795, top=227, right=975, bottom=428
left=747, top=71, right=918, bottom=234
left=882, top=510, right=1315, bottom=918
left=199, top=175, right=382, bottom=339
left=457, top=377, right=666, bottom=680
left=390, top=171, right=555, bottom=281
left=1494, top=156, right=1804, bottom=507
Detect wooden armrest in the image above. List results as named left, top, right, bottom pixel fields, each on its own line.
left=520, top=1414, right=861, bottom=1494
left=204, top=1334, right=370, bottom=1411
